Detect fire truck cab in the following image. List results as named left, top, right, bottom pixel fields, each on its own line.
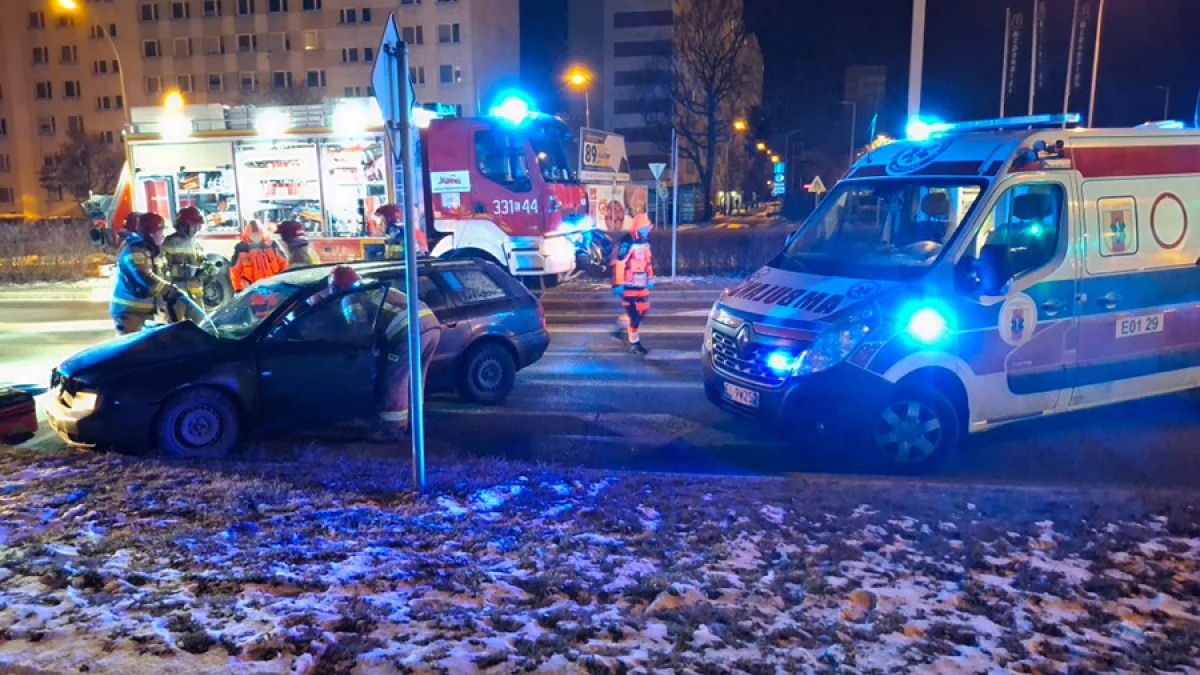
left=704, top=114, right=1200, bottom=469
left=106, top=97, right=589, bottom=306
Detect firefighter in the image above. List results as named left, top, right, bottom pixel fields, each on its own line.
left=277, top=220, right=321, bottom=267
left=375, top=204, right=428, bottom=260
left=229, top=220, right=289, bottom=292
left=116, top=212, right=142, bottom=248
left=324, top=265, right=442, bottom=436
left=612, top=213, right=655, bottom=355
left=110, top=213, right=184, bottom=335
left=161, top=206, right=211, bottom=322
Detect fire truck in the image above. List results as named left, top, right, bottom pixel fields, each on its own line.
left=102, top=97, right=589, bottom=305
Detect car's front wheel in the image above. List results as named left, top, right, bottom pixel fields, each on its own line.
left=852, top=385, right=960, bottom=471
left=156, top=388, right=240, bottom=459
left=457, top=342, right=516, bottom=405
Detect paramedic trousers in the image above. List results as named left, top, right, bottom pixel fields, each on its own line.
left=112, top=308, right=155, bottom=336
left=622, top=297, right=650, bottom=344
left=378, top=325, right=443, bottom=430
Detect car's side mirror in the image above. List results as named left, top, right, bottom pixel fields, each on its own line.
left=953, top=255, right=980, bottom=294
left=977, top=243, right=1013, bottom=296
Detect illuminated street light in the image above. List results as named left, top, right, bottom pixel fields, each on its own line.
left=756, top=142, right=767, bottom=152
left=57, top=0, right=80, bottom=9
left=563, top=65, right=594, bottom=129
left=733, top=119, right=748, bottom=132
left=163, top=90, right=185, bottom=113
left=770, top=154, right=781, bottom=163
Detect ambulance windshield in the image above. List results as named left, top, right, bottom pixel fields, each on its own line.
left=776, top=179, right=985, bottom=280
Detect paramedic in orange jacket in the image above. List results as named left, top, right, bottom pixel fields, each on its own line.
left=229, top=221, right=289, bottom=292
left=612, top=213, right=654, bottom=355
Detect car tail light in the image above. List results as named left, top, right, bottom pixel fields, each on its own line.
left=537, top=302, right=546, bottom=330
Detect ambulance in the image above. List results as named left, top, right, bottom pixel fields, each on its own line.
left=703, top=114, right=1200, bottom=469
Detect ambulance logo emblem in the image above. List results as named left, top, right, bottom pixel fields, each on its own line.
left=998, top=293, right=1038, bottom=347
left=887, top=138, right=952, bottom=175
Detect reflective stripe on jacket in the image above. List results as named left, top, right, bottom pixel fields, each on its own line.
left=286, top=240, right=321, bottom=267
left=111, top=234, right=171, bottom=313
left=613, top=240, right=653, bottom=298
left=230, top=241, right=288, bottom=291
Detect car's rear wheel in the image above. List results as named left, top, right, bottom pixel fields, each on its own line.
left=851, top=385, right=960, bottom=472
left=457, top=342, right=516, bottom=405
left=156, top=388, right=240, bottom=459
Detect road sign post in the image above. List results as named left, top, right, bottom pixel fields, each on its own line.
left=373, top=15, right=425, bottom=490
left=648, top=162, right=666, bottom=228
left=670, top=129, right=679, bottom=278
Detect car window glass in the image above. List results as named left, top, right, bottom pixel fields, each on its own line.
left=973, top=183, right=1064, bottom=279
left=442, top=268, right=507, bottom=304
left=284, top=288, right=383, bottom=344
left=419, top=275, right=450, bottom=311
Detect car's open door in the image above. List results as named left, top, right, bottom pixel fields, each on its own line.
left=255, top=285, right=386, bottom=427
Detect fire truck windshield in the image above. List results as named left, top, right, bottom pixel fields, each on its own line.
left=528, top=121, right=575, bottom=183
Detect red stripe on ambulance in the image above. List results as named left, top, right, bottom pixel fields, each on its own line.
left=1072, top=145, right=1200, bottom=178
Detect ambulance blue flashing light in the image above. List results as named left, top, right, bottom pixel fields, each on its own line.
left=490, top=91, right=535, bottom=126
left=767, top=351, right=799, bottom=376
left=905, top=117, right=948, bottom=142
left=906, top=307, right=950, bottom=345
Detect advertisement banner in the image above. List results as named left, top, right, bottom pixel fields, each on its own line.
left=585, top=183, right=648, bottom=233
left=579, top=128, right=631, bottom=183
left=1035, top=0, right=1047, bottom=91
left=1072, top=0, right=1097, bottom=91
left=1005, top=11, right=1025, bottom=98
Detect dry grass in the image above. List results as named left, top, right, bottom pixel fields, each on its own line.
left=0, top=221, right=104, bottom=284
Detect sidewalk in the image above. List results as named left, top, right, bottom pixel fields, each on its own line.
left=0, top=278, right=111, bottom=304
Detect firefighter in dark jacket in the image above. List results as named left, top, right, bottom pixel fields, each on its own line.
left=229, top=220, right=289, bottom=292
left=110, top=213, right=183, bottom=335
left=375, top=204, right=428, bottom=260
left=161, top=206, right=211, bottom=321
left=612, top=213, right=655, bottom=355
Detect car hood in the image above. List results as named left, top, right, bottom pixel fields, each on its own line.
left=59, top=321, right=221, bottom=384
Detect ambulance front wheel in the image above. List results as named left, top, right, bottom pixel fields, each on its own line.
left=851, top=384, right=961, bottom=472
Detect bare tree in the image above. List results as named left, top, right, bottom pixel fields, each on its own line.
left=238, top=84, right=323, bottom=107
left=38, top=131, right=122, bottom=209
left=643, top=0, right=757, bottom=221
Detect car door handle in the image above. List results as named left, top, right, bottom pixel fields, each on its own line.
left=1040, top=299, right=1065, bottom=317
left=443, top=321, right=459, bottom=328
left=1097, top=292, right=1120, bottom=310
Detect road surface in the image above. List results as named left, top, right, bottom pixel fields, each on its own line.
left=3, top=282, right=1200, bottom=491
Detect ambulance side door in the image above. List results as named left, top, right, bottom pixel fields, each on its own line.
left=959, top=176, right=1078, bottom=422
left=1070, top=177, right=1200, bottom=408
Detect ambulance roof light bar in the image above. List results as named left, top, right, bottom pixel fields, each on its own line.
left=936, top=113, right=1083, bottom=135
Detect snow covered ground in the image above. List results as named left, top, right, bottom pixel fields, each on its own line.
left=0, top=447, right=1197, bottom=674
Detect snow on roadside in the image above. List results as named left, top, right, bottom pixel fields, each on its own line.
left=0, top=449, right=1196, bottom=674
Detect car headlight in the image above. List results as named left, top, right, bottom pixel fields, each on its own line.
left=72, top=391, right=99, bottom=413
left=793, top=304, right=878, bottom=376
left=709, top=304, right=740, bottom=328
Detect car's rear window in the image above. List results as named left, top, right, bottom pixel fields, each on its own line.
left=442, top=268, right=507, bottom=304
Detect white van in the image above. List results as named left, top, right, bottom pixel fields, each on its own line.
left=703, top=114, right=1200, bottom=468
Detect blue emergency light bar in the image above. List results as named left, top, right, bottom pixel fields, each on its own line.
left=907, top=113, right=1083, bottom=140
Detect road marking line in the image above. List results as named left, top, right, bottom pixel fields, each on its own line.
left=518, top=377, right=703, bottom=389
left=546, top=310, right=711, bottom=319
left=548, top=325, right=702, bottom=336
left=543, top=350, right=696, bottom=360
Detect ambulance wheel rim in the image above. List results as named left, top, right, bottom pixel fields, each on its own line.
left=176, top=404, right=222, bottom=448
left=873, top=400, right=942, bottom=464
left=474, top=356, right=504, bottom=391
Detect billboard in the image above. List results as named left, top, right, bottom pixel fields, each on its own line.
left=579, top=128, right=631, bottom=183
left=585, top=183, right=648, bottom=233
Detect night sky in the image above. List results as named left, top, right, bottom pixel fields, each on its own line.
left=521, top=0, right=1200, bottom=161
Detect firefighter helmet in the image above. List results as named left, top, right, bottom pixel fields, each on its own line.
left=276, top=220, right=305, bottom=241
left=137, top=213, right=167, bottom=238
left=374, top=204, right=403, bottom=225
left=632, top=213, right=654, bottom=238
left=122, top=212, right=142, bottom=233
left=328, top=264, right=362, bottom=291
left=175, top=207, right=205, bottom=234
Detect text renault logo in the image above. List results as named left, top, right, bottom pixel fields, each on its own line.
left=735, top=323, right=755, bottom=359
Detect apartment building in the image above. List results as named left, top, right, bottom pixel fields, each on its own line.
left=0, top=0, right=518, bottom=218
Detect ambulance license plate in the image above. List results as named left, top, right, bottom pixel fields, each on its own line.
left=1116, top=313, right=1164, bottom=339
left=723, top=382, right=760, bottom=408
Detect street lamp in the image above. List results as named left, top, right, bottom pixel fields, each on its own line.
left=57, top=0, right=130, bottom=128
left=563, top=64, right=593, bottom=129
left=1155, top=85, right=1171, bottom=120
left=755, top=141, right=767, bottom=152
left=839, top=100, right=858, bottom=167
left=733, top=118, right=748, bottom=132
left=770, top=154, right=781, bottom=164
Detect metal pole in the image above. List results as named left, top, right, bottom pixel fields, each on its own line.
left=584, top=89, right=591, bottom=129
left=1027, top=0, right=1039, bottom=115
left=670, top=127, right=679, bottom=278
left=1087, top=0, right=1106, bottom=127
left=105, top=33, right=132, bottom=128
left=1000, top=7, right=1011, bottom=117
left=908, top=0, right=927, bottom=118
left=393, top=42, right=425, bottom=490
left=1164, top=86, right=1171, bottom=120
left=1063, top=0, right=1080, bottom=120
left=846, top=102, right=856, bottom=167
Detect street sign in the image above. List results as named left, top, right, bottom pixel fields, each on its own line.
left=371, top=14, right=414, bottom=160
left=373, top=14, right=427, bottom=490
left=807, top=175, right=827, bottom=194
left=648, top=162, right=666, bottom=180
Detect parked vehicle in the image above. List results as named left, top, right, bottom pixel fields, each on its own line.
left=0, top=388, right=37, bottom=445
left=703, top=114, right=1200, bottom=469
left=47, top=258, right=548, bottom=457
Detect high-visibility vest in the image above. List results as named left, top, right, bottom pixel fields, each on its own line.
left=615, top=242, right=653, bottom=288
